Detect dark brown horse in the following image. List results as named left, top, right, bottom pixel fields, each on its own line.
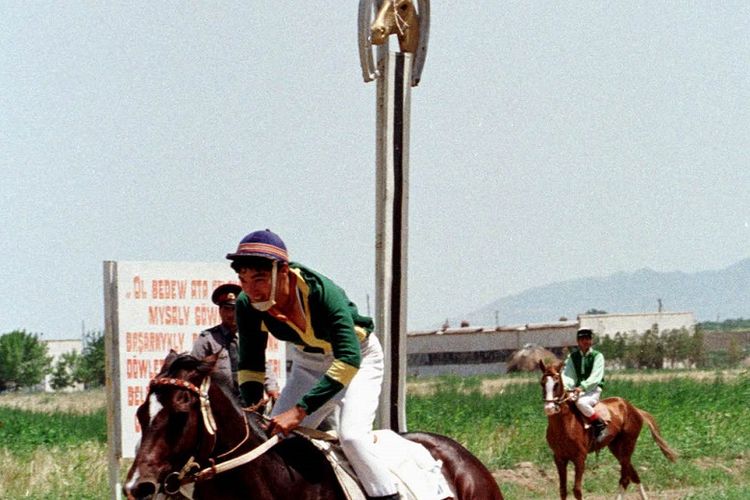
left=538, top=360, right=677, bottom=500
left=124, top=351, right=503, bottom=499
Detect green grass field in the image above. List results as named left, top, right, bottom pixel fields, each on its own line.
left=0, top=394, right=107, bottom=499
left=408, top=370, right=750, bottom=499
left=0, top=370, right=748, bottom=499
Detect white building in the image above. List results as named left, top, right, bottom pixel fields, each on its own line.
left=42, top=339, right=84, bottom=392
left=405, top=311, right=698, bottom=376
left=578, top=311, right=695, bottom=338
left=407, top=321, right=579, bottom=376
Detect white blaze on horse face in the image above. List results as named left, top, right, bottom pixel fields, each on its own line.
left=543, top=376, right=559, bottom=415
left=149, top=392, right=164, bottom=425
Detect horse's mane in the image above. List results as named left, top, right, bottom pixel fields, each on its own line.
left=541, top=360, right=565, bottom=377
left=159, top=351, right=217, bottom=378
left=246, top=411, right=270, bottom=441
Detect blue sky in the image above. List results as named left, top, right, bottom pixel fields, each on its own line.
left=2, top=2, right=749, bottom=339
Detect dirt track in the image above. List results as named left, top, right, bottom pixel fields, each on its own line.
left=492, top=455, right=749, bottom=499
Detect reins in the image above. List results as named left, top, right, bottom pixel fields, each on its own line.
left=545, top=390, right=573, bottom=405
left=542, top=372, right=576, bottom=407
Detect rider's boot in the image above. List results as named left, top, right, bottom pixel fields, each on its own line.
left=591, top=417, right=609, bottom=442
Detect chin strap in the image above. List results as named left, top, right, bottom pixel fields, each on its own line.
left=250, top=260, right=278, bottom=311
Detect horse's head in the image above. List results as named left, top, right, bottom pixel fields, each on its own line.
left=124, top=350, right=220, bottom=500
left=371, top=0, right=420, bottom=53
left=538, top=359, right=566, bottom=416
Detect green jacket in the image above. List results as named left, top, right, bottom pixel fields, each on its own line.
left=562, top=347, right=605, bottom=392
left=236, top=263, right=373, bottom=413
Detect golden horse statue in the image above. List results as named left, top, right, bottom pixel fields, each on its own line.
left=371, top=0, right=420, bottom=54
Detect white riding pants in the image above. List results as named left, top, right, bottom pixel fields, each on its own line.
left=271, top=334, right=397, bottom=497
left=575, top=386, right=602, bottom=418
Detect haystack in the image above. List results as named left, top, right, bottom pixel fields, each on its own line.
left=506, top=344, right=559, bottom=373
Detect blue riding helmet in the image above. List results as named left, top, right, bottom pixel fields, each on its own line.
left=226, top=229, right=289, bottom=263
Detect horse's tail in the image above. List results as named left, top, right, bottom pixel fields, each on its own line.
left=637, top=408, right=678, bottom=462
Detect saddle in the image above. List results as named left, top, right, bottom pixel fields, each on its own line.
left=569, top=400, right=611, bottom=428
left=577, top=402, right=612, bottom=450
left=295, top=428, right=454, bottom=500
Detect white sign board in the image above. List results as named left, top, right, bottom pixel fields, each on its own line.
left=103, top=261, right=285, bottom=460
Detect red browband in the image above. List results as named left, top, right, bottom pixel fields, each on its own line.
left=236, top=242, right=288, bottom=260
left=150, top=377, right=203, bottom=397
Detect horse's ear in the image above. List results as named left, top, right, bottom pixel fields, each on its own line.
left=553, top=360, right=564, bottom=373
left=538, top=359, right=546, bottom=372
left=156, top=350, right=179, bottom=376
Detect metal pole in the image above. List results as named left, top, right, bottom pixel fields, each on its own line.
left=374, top=51, right=412, bottom=432
left=359, top=0, right=429, bottom=433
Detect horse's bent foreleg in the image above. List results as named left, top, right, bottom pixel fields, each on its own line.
left=609, top=433, right=641, bottom=492
left=615, top=470, right=646, bottom=500
left=554, top=456, right=568, bottom=499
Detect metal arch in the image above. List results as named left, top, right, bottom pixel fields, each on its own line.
left=358, top=0, right=430, bottom=87
left=411, top=0, right=430, bottom=87
left=358, top=0, right=379, bottom=82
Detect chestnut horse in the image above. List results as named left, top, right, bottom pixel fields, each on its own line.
left=125, top=351, right=503, bottom=499
left=538, top=360, right=677, bottom=500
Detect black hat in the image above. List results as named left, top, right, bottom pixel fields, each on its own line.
left=211, top=283, right=242, bottom=306
left=577, top=328, right=594, bottom=339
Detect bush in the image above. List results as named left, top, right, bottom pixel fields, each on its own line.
left=0, top=330, right=51, bottom=391
left=74, top=330, right=105, bottom=388
left=599, top=327, right=707, bottom=370
left=50, top=351, right=81, bottom=391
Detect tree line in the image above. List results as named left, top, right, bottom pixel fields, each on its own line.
left=698, top=317, right=750, bottom=331
left=0, top=330, right=105, bottom=392
left=3, top=318, right=747, bottom=392
left=596, top=324, right=747, bottom=369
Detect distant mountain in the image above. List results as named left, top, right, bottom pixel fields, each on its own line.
left=453, top=258, right=750, bottom=327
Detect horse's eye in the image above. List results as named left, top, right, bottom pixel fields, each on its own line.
left=166, top=413, right=188, bottom=441
left=399, top=4, right=408, bottom=10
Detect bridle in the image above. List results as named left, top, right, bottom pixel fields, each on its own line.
left=147, top=376, right=280, bottom=497
left=149, top=376, right=218, bottom=437
left=542, top=372, right=575, bottom=409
